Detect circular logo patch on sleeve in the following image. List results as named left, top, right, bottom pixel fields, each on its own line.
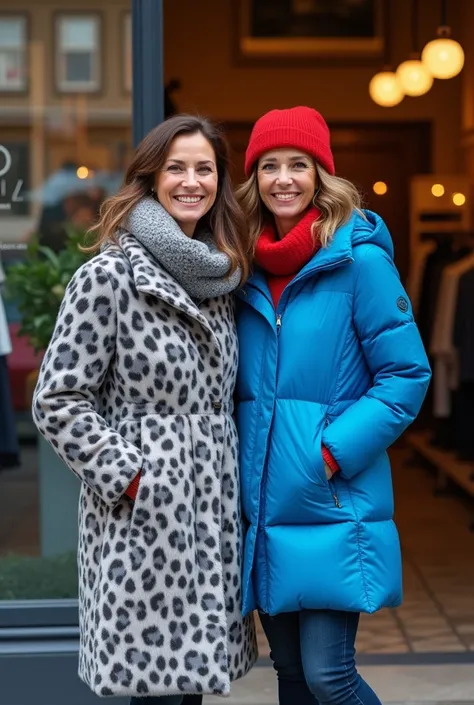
left=397, top=296, right=409, bottom=313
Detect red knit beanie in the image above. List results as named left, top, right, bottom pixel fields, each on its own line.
left=244, top=106, right=335, bottom=177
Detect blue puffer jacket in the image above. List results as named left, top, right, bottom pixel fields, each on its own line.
left=235, top=210, right=431, bottom=617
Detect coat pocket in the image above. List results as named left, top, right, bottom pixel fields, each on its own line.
left=320, top=419, right=342, bottom=508
left=138, top=412, right=229, bottom=615
left=265, top=400, right=339, bottom=525
left=131, top=413, right=196, bottom=552
left=313, top=441, right=343, bottom=508
left=91, top=413, right=229, bottom=696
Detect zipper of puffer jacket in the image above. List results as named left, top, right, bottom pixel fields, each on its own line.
left=259, top=303, right=287, bottom=609
left=330, top=478, right=342, bottom=508
left=324, top=416, right=342, bottom=508
left=276, top=314, right=282, bottom=334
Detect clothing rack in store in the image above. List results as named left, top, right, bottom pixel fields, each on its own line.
left=407, top=175, right=474, bottom=528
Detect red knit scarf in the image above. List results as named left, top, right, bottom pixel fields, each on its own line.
left=255, top=206, right=322, bottom=308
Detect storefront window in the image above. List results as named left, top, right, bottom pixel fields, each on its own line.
left=0, top=1, right=132, bottom=602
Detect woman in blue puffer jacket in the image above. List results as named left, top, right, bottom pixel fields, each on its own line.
left=235, top=106, right=431, bottom=705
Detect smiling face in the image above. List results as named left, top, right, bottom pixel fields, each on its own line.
left=257, top=148, right=317, bottom=236
left=155, top=131, right=218, bottom=237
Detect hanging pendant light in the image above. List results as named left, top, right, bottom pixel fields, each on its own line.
left=422, top=34, right=464, bottom=79
left=421, top=0, right=464, bottom=79
left=397, top=59, right=433, bottom=95
left=369, top=71, right=404, bottom=107
left=396, top=0, right=433, bottom=96
left=369, top=1, right=404, bottom=107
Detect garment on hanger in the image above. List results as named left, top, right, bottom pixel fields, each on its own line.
left=407, top=240, right=436, bottom=317
left=453, top=268, right=474, bottom=459
left=417, top=240, right=469, bottom=347
left=430, top=252, right=474, bottom=419
left=454, top=267, right=474, bottom=384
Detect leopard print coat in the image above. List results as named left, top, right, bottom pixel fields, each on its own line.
left=32, top=231, right=258, bottom=698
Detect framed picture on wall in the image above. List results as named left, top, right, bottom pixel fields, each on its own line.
left=233, top=0, right=390, bottom=66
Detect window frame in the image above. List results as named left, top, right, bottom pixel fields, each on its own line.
left=0, top=12, right=29, bottom=95
left=0, top=5, right=167, bottom=700
left=53, top=11, right=103, bottom=94
left=122, top=10, right=132, bottom=95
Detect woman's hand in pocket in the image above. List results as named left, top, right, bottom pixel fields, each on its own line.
left=321, top=445, right=339, bottom=479
left=124, top=471, right=141, bottom=500
left=324, top=462, right=333, bottom=481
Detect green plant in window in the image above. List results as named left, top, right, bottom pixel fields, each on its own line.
left=5, top=226, right=91, bottom=354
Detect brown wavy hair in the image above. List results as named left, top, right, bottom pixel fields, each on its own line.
left=85, top=114, right=250, bottom=282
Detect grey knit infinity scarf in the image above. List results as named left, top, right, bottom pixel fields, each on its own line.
left=124, top=197, right=241, bottom=301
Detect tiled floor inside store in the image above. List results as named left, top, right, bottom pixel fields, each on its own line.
left=1, top=441, right=474, bottom=657
left=358, top=445, right=474, bottom=655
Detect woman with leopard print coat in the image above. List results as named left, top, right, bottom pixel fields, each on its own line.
left=32, top=115, right=257, bottom=703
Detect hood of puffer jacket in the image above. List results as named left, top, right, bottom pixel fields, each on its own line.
left=350, top=209, right=394, bottom=258
left=258, top=209, right=394, bottom=281
left=311, top=208, right=395, bottom=273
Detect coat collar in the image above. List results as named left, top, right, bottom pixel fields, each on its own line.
left=238, top=213, right=356, bottom=308
left=116, top=231, right=216, bottom=334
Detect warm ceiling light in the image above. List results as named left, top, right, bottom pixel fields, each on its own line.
left=431, top=183, right=445, bottom=197
left=396, top=0, right=433, bottom=96
left=421, top=0, right=465, bottom=80
left=373, top=181, right=388, bottom=195
left=77, top=166, right=89, bottom=179
left=369, top=72, right=404, bottom=107
left=422, top=36, right=464, bottom=79
left=396, top=59, right=433, bottom=96
left=453, top=192, right=466, bottom=206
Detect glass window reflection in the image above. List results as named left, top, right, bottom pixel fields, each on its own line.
left=0, top=15, right=27, bottom=92
left=0, top=1, right=132, bottom=602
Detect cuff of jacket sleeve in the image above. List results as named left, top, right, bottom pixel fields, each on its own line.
left=322, top=445, right=339, bottom=474
left=124, top=472, right=141, bottom=500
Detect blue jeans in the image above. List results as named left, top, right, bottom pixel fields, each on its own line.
left=130, top=696, right=203, bottom=705
left=259, top=609, right=382, bottom=705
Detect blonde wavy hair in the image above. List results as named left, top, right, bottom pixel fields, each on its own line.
left=235, top=162, right=364, bottom=252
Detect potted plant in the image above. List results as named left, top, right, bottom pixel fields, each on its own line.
left=5, top=228, right=90, bottom=562
left=6, top=226, right=90, bottom=355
